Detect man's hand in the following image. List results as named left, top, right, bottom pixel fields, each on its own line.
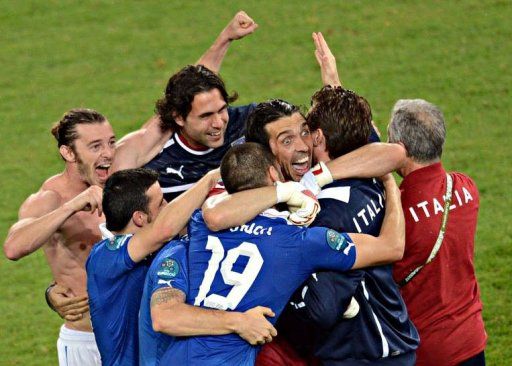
left=222, top=11, right=258, bottom=41
left=63, top=185, right=103, bottom=216
left=276, top=181, right=321, bottom=226
left=236, top=306, right=277, bottom=345
left=313, top=32, right=341, bottom=87
left=299, top=161, right=334, bottom=196
left=48, top=284, right=89, bottom=321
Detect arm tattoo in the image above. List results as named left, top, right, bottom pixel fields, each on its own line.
left=150, top=287, right=185, bottom=308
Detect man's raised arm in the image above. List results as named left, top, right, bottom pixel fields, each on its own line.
left=196, top=11, right=258, bottom=73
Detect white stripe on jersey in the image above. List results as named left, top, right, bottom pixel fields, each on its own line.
left=175, top=133, right=214, bottom=155
left=361, top=280, right=390, bottom=358
left=317, top=186, right=351, bottom=203
left=161, top=183, right=195, bottom=193
left=161, top=138, right=175, bottom=151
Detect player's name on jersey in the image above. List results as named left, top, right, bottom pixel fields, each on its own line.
left=229, top=223, right=273, bottom=236
left=352, top=192, right=385, bottom=233
left=408, top=186, right=474, bottom=223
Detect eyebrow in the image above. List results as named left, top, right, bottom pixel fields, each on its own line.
left=198, top=103, right=227, bottom=119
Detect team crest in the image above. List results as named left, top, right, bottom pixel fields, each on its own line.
left=106, top=235, right=129, bottom=251
left=326, top=229, right=348, bottom=251
left=157, top=258, right=180, bottom=279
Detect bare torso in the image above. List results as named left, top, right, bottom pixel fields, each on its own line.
left=38, top=174, right=103, bottom=331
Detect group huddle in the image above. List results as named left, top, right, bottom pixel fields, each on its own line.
left=4, top=10, right=486, bottom=366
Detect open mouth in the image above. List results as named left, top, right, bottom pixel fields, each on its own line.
left=291, top=157, right=310, bottom=176
left=95, top=163, right=111, bottom=181
left=207, top=131, right=222, bottom=139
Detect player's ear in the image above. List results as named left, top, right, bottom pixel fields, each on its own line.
left=132, top=211, right=147, bottom=228
left=268, top=165, right=282, bottom=184
left=312, top=129, right=325, bottom=147
left=59, top=145, right=76, bottom=163
left=173, top=112, right=185, bottom=127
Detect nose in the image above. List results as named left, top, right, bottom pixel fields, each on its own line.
left=295, top=134, right=310, bottom=152
left=211, top=112, right=225, bottom=129
left=102, top=144, right=115, bottom=159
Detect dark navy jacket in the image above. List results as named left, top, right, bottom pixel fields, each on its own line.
left=280, top=177, right=419, bottom=365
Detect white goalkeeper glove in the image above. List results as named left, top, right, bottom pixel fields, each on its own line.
left=299, top=161, right=333, bottom=196
left=275, top=181, right=320, bottom=226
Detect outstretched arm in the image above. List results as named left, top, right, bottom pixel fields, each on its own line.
left=313, top=32, right=342, bottom=87
left=196, top=11, right=258, bottom=73
left=112, top=115, right=172, bottom=172
left=202, top=182, right=320, bottom=231
left=4, top=186, right=103, bottom=260
left=127, top=170, right=220, bottom=262
left=151, top=287, right=276, bottom=345
left=326, top=142, right=406, bottom=180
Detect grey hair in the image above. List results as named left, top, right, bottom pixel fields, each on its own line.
left=388, top=99, right=446, bottom=163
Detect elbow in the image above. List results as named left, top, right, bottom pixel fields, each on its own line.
left=202, top=209, right=225, bottom=232
left=152, top=317, right=180, bottom=336
left=392, top=237, right=405, bottom=261
left=4, top=243, right=23, bottom=261
left=390, top=143, right=407, bottom=171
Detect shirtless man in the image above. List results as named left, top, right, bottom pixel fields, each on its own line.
left=4, top=109, right=113, bottom=364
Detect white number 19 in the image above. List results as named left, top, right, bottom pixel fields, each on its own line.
left=194, top=235, right=264, bottom=310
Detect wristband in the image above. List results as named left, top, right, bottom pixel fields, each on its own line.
left=45, top=282, right=58, bottom=312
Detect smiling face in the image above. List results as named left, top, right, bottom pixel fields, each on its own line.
left=175, top=88, right=229, bottom=149
left=264, top=112, right=313, bottom=182
left=71, top=122, right=116, bottom=186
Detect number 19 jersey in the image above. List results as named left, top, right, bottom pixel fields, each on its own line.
left=161, top=209, right=357, bottom=366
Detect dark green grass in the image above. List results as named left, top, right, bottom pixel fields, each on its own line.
left=1, top=1, right=510, bottom=364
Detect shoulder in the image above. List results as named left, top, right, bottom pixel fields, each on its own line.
left=18, top=183, right=63, bottom=219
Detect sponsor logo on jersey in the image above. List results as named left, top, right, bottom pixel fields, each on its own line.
left=157, top=258, right=180, bottom=279
left=166, top=165, right=185, bottom=180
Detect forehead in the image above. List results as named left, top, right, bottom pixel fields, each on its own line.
left=146, top=182, right=163, bottom=202
left=75, top=121, right=115, bottom=142
left=189, top=88, right=225, bottom=113
left=264, top=112, right=306, bottom=140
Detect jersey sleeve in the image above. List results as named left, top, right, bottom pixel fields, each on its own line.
left=369, top=126, right=381, bottom=143
left=150, top=245, right=188, bottom=297
left=299, top=227, right=357, bottom=274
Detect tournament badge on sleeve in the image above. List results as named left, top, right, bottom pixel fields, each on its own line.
left=157, top=257, right=180, bottom=280
left=326, top=229, right=348, bottom=251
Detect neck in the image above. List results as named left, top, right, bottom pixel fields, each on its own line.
left=178, top=131, right=209, bottom=151
left=400, top=158, right=440, bottom=177
left=63, top=164, right=90, bottom=190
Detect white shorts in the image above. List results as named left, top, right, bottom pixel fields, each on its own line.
left=56, top=325, right=101, bottom=366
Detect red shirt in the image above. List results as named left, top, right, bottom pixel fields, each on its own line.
left=393, top=163, right=487, bottom=365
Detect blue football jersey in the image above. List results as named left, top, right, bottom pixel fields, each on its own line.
left=144, top=104, right=255, bottom=201
left=161, top=209, right=357, bottom=366
left=86, top=234, right=152, bottom=366
left=283, top=178, right=419, bottom=364
left=139, top=238, right=189, bottom=366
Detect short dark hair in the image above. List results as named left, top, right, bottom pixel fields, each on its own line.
left=221, top=143, right=276, bottom=194
left=307, top=86, right=372, bottom=158
left=388, top=99, right=446, bottom=162
left=103, top=168, right=159, bottom=231
left=51, top=108, right=107, bottom=148
left=245, top=99, right=303, bottom=149
left=155, top=65, right=238, bottom=132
